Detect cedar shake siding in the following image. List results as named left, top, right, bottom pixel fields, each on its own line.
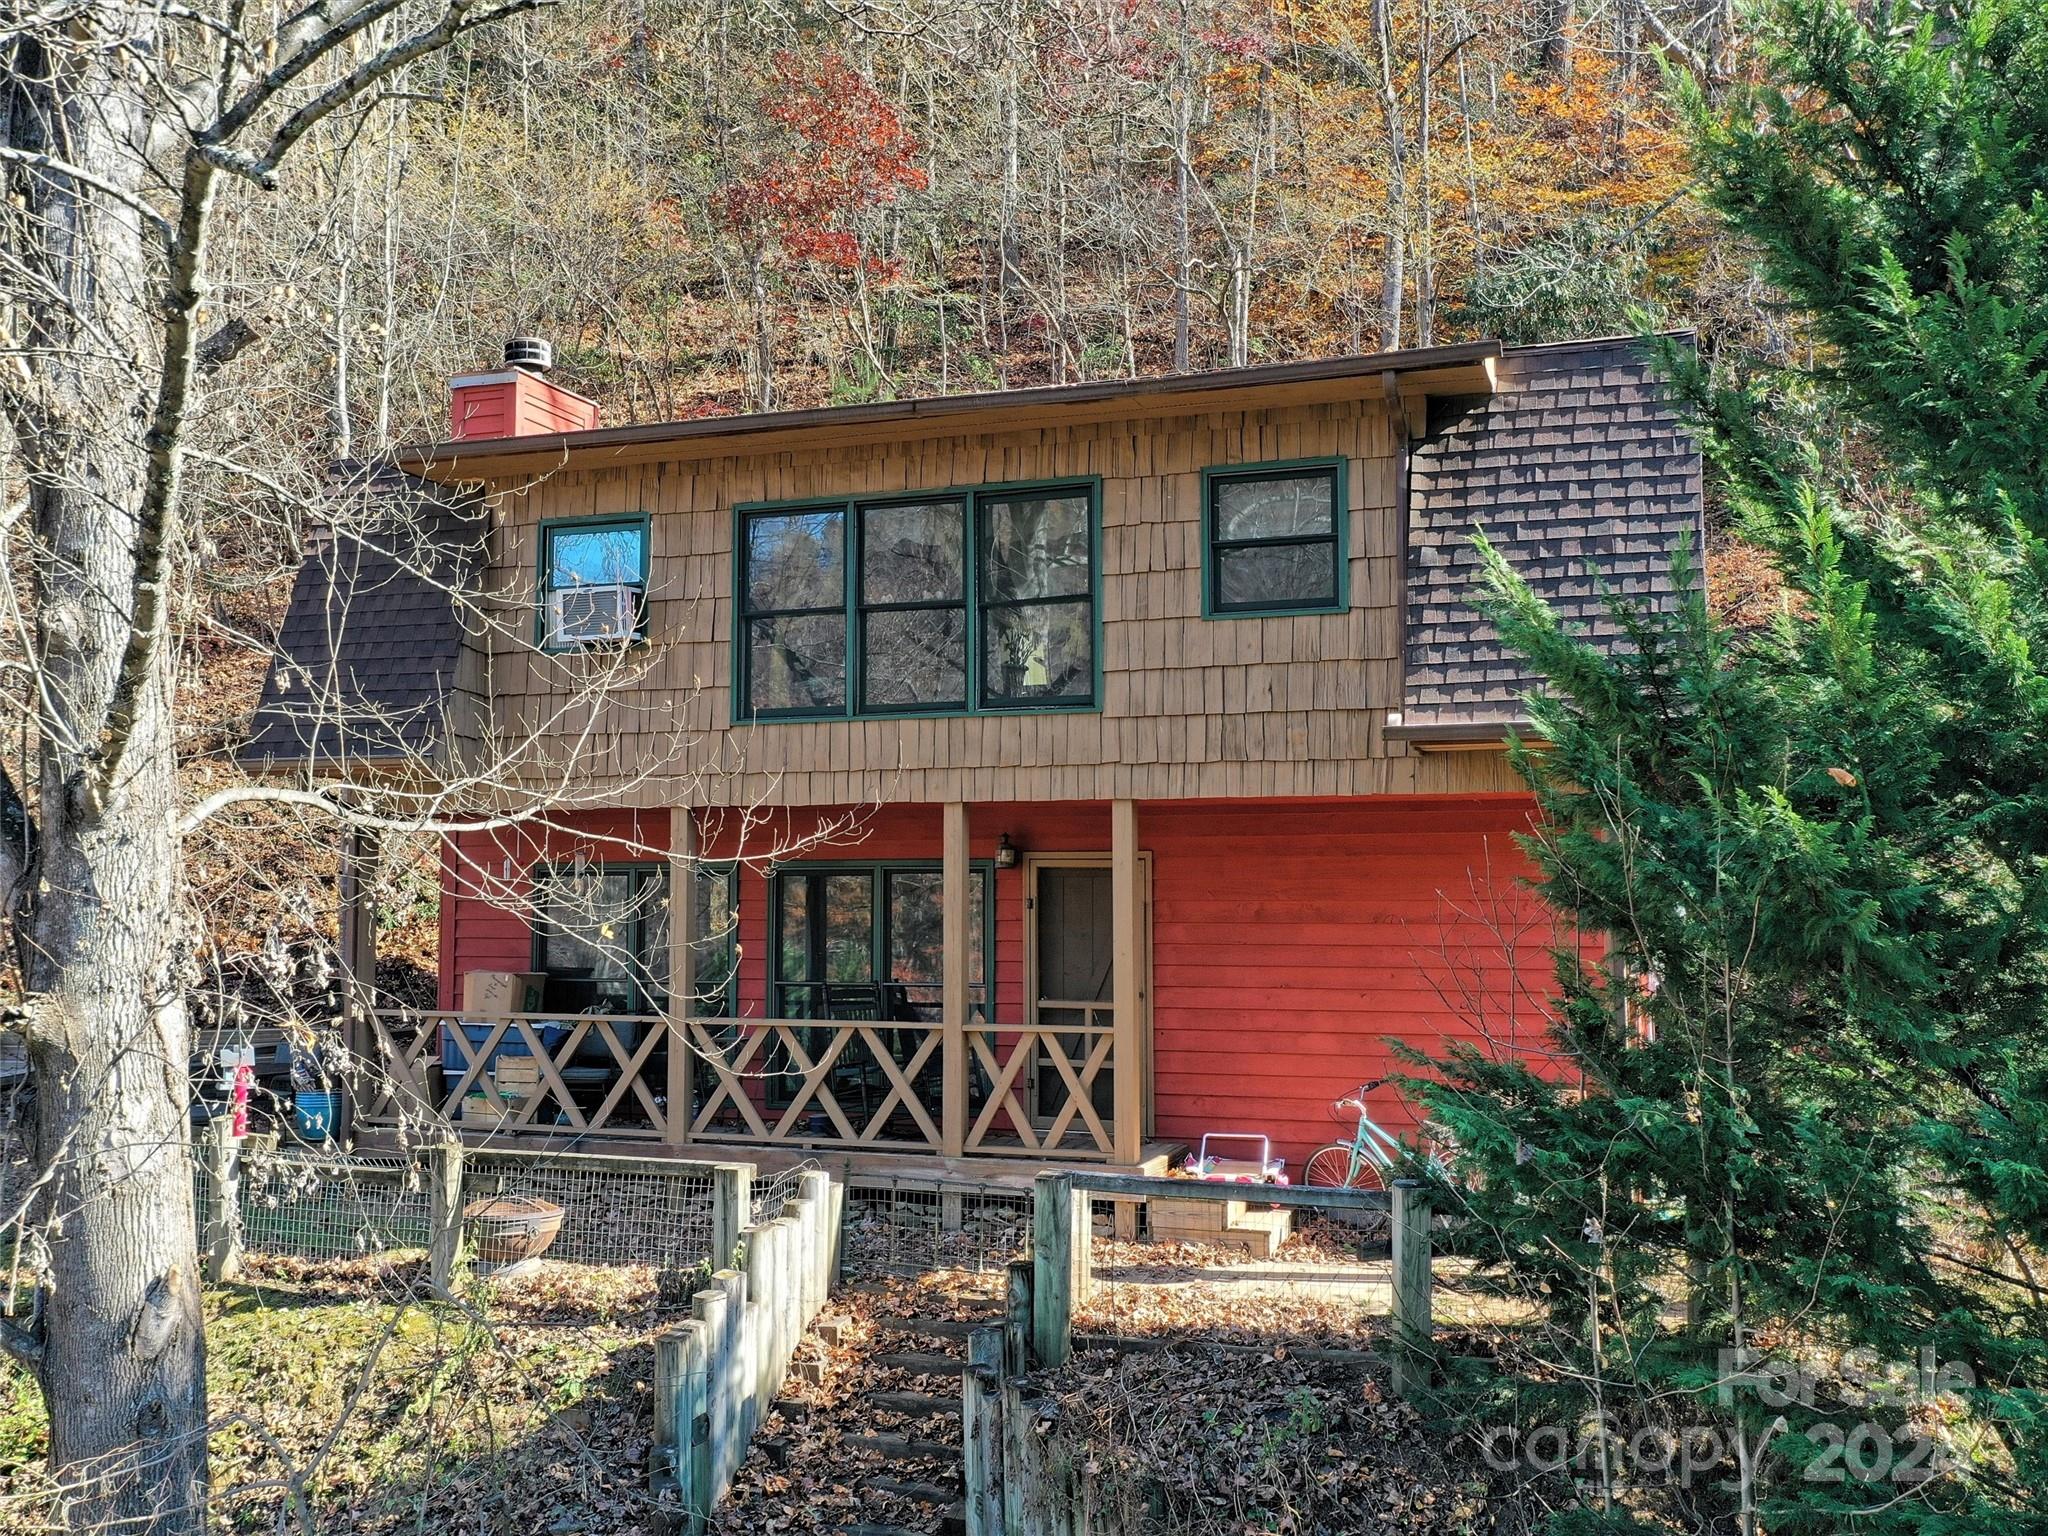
left=1401, top=335, right=1705, bottom=734
left=246, top=337, right=1703, bottom=791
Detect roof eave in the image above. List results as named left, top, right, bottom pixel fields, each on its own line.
left=397, top=340, right=1504, bottom=482
left=1383, top=715, right=1548, bottom=752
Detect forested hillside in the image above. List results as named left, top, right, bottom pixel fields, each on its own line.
left=196, top=0, right=1765, bottom=449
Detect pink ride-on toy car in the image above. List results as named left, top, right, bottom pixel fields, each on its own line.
left=1182, top=1132, right=1289, bottom=1185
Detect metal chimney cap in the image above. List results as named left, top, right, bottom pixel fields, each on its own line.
left=503, top=336, right=553, bottom=373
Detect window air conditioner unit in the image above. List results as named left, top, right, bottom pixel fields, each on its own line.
left=547, top=583, right=639, bottom=646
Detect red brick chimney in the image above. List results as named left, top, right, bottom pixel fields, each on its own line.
left=448, top=337, right=600, bottom=440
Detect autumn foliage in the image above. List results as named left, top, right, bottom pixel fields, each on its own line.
left=717, top=51, right=928, bottom=278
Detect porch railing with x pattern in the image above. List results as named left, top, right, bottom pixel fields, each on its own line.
left=356, top=1008, right=1124, bottom=1160
left=360, top=1011, right=675, bottom=1141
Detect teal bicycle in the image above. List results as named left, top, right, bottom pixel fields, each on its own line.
left=1303, top=1078, right=1457, bottom=1196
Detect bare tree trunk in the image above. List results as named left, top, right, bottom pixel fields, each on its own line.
left=1541, top=0, right=1578, bottom=76
left=1414, top=0, right=1435, bottom=347
left=1373, top=0, right=1407, bottom=351
left=2, top=18, right=209, bottom=1529
left=1172, top=11, right=1195, bottom=375
left=4, top=1, right=543, bottom=1527
left=997, top=0, right=1021, bottom=383
left=750, top=248, right=775, bottom=411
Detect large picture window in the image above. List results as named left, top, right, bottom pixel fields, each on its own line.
left=737, top=481, right=1098, bottom=720
left=1202, top=461, right=1346, bottom=616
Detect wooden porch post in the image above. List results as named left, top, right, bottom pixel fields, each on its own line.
left=336, top=826, right=380, bottom=1138
left=337, top=827, right=380, bottom=998
left=667, top=807, right=697, bottom=1148
left=1111, top=799, right=1143, bottom=1165
left=942, top=801, right=969, bottom=1158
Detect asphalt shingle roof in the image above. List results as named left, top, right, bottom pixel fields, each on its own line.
left=241, top=463, right=485, bottom=771
left=1403, top=335, right=1705, bottom=729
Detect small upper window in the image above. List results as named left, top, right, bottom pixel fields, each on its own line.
left=1204, top=464, right=1344, bottom=615
left=541, top=516, right=647, bottom=647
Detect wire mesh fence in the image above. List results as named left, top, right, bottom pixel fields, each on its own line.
left=463, top=1147, right=716, bottom=1271
left=840, top=1175, right=1032, bottom=1278
left=748, top=1161, right=813, bottom=1228
left=210, top=1140, right=435, bottom=1261
left=194, top=1137, right=722, bottom=1274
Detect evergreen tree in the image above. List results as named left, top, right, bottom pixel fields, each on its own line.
left=1413, top=3, right=2048, bottom=1530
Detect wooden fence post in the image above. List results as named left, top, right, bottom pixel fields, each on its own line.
left=999, top=1378, right=1029, bottom=1536
left=1390, top=1179, right=1434, bottom=1399
left=963, top=1324, right=1005, bottom=1536
left=427, top=1141, right=465, bottom=1296
left=653, top=1321, right=708, bottom=1532
left=770, top=1213, right=800, bottom=1395
left=714, top=1270, right=746, bottom=1498
left=1004, top=1260, right=1034, bottom=1375
left=799, top=1170, right=832, bottom=1315
left=652, top=1326, right=683, bottom=1500
left=199, top=1118, right=242, bottom=1284
left=679, top=1319, right=710, bottom=1532
left=1032, top=1173, right=1074, bottom=1369
left=741, top=1222, right=774, bottom=1436
left=710, top=1163, right=751, bottom=1270
left=691, top=1286, right=727, bottom=1513
left=826, top=1174, right=845, bottom=1288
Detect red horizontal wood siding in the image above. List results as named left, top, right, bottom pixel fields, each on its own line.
left=1143, top=799, right=1563, bottom=1169
left=439, top=795, right=1563, bottom=1170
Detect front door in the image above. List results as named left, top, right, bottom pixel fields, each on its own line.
left=1030, top=864, right=1118, bottom=1131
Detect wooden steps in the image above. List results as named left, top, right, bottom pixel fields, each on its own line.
left=771, top=1308, right=973, bottom=1535
left=874, top=1350, right=965, bottom=1376
left=865, top=1391, right=962, bottom=1417
left=844, top=1433, right=963, bottom=1462
left=1147, top=1193, right=1294, bottom=1257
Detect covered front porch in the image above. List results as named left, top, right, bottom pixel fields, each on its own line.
left=347, top=801, right=1165, bottom=1170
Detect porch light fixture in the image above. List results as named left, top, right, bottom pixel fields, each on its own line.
left=995, top=834, right=1018, bottom=869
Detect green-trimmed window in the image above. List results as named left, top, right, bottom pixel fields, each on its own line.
left=978, top=489, right=1095, bottom=705
left=770, top=863, right=990, bottom=1020
left=531, top=862, right=668, bottom=1012
left=687, top=862, right=741, bottom=1017
left=1203, top=462, right=1345, bottom=615
left=860, top=498, right=969, bottom=711
left=528, top=860, right=737, bottom=1015
left=539, top=515, right=649, bottom=646
left=765, top=862, right=992, bottom=1111
left=737, top=482, right=1098, bottom=720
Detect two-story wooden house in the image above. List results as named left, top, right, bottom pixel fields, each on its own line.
left=245, top=334, right=1702, bottom=1180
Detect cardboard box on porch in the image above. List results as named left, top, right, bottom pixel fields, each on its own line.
left=492, top=1054, right=542, bottom=1104
left=462, top=970, right=547, bottom=1017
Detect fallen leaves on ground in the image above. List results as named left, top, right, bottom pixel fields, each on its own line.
left=1038, top=1346, right=1543, bottom=1535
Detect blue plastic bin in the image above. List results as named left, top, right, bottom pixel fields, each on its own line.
left=440, top=1021, right=570, bottom=1073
